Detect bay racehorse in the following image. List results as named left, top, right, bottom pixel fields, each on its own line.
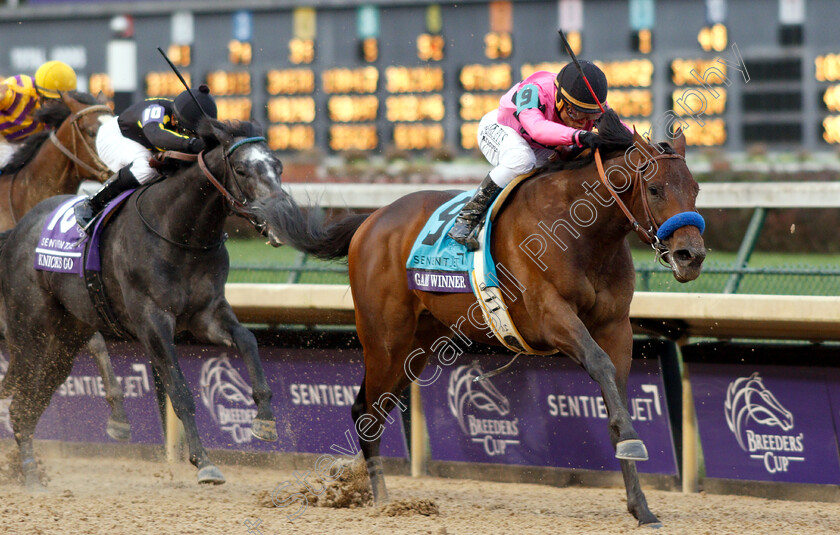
left=255, top=110, right=706, bottom=527
left=0, top=92, right=132, bottom=442
left=0, top=118, right=285, bottom=488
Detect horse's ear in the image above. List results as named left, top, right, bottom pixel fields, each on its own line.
left=673, top=128, right=686, bottom=157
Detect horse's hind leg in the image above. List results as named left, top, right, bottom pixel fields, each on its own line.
left=189, top=302, right=277, bottom=442
left=88, top=332, right=131, bottom=442
left=7, top=328, right=87, bottom=490
left=352, top=311, right=443, bottom=504
left=594, top=321, right=660, bottom=527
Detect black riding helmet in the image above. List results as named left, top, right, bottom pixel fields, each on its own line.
left=554, top=61, right=608, bottom=114
left=173, top=84, right=218, bottom=133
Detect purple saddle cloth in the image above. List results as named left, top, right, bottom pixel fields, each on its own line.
left=34, top=190, right=134, bottom=276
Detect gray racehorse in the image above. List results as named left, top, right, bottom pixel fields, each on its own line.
left=0, top=118, right=284, bottom=488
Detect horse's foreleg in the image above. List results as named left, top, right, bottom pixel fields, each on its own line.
left=544, top=306, right=644, bottom=459
left=137, top=311, right=224, bottom=485
left=88, top=332, right=131, bottom=442
left=594, top=320, right=661, bottom=528
left=189, top=302, right=277, bottom=442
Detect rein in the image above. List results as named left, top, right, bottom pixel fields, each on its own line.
left=7, top=104, right=112, bottom=225
left=47, top=105, right=113, bottom=182
left=135, top=136, right=267, bottom=250
left=593, top=146, right=704, bottom=264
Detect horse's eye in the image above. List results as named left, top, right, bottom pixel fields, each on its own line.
left=234, top=166, right=246, bottom=175
left=648, top=185, right=660, bottom=197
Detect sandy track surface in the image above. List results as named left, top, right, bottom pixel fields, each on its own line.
left=1, top=453, right=839, bottom=535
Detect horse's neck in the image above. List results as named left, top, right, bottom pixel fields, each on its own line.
left=146, top=161, right=228, bottom=244
left=528, top=163, right=638, bottom=253
left=14, top=143, right=76, bottom=209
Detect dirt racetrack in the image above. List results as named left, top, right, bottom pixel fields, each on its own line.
left=2, top=451, right=840, bottom=535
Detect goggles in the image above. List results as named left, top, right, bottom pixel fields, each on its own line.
left=563, top=100, right=602, bottom=123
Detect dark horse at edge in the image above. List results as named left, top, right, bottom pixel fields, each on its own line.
left=254, top=110, right=706, bottom=527
left=0, top=118, right=286, bottom=487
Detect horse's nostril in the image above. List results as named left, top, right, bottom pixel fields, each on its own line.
left=673, top=249, right=693, bottom=264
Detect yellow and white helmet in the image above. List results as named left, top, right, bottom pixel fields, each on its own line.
left=35, top=61, right=77, bottom=98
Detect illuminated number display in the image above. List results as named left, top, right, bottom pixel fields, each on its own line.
left=167, top=44, right=191, bottom=67
left=323, top=67, right=379, bottom=94
left=459, top=64, right=511, bottom=91
left=672, top=88, right=726, bottom=116
left=88, top=73, right=113, bottom=98
left=682, top=119, right=727, bottom=146
left=460, top=122, right=480, bottom=150
left=671, top=59, right=727, bottom=86
left=608, top=90, right=654, bottom=117
left=289, top=38, right=315, bottom=64
left=393, top=124, right=445, bottom=150
left=385, top=67, right=444, bottom=93
left=816, top=54, right=840, bottom=82
left=459, top=93, right=502, bottom=120
left=484, top=32, right=512, bottom=59
left=228, top=40, right=252, bottom=65
left=206, top=71, right=251, bottom=96
left=824, top=85, right=840, bottom=113
left=597, top=59, right=654, bottom=88
left=267, top=97, right=316, bottom=123
left=417, top=33, right=445, bottom=61
left=266, top=69, right=315, bottom=95
left=670, top=58, right=729, bottom=146
left=146, top=72, right=192, bottom=97
left=268, top=125, right=316, bottom=151
left=216, top=98, right=252, bottom=121
left=386, top=95, right=444, bottom=122
left=265, top=69, right=316, bottom=151
left=328, top=96, right=379, bottom=122
left=329, top=125, right=378, bottom=151
left=698, top=24, right=728, bottom=53
left=360, top=37, right=378, bottom=63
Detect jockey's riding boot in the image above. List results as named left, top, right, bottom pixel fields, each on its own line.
left=448, top=173, right=503, bottom=251
left=75, top=167, right=140, bottom=232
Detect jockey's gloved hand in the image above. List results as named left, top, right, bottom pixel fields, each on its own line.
left=187, top=137, right=205, bottom=153
left=576, top=131, right=601, bottom=151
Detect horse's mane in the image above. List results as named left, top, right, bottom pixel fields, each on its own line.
left=197, top=118, right=264, bottom=151
left=542, top=109, right=636, bottom=173
left=0, top=92, right=100, bottom=176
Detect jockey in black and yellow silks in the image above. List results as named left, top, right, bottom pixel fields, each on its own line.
left=75, top=85, right=218, bottom=232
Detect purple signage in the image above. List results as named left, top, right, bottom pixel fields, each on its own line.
left=690, top=363, right=840, bottom=484
left=0, top=343, right=163, bottom=445
left=420, top=354, right=677, bottom=475
left=179, top=345, right=406, bottom=458
left=0, top=343, right=407, bottom=459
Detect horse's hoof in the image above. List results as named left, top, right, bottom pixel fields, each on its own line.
left=616, top=439, right=649, bottom=461
left=251, top=418, right=278, bottom=442
left=106, top=418, right=132, bottom=442
left=23, top=470, right=45, bottom=492
left=197, top=465, right=226, bottom=485
left=639, top=520, right=663, bottom=529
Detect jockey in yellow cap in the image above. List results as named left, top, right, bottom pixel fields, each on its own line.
left=0, top=60, right=77, bottom=169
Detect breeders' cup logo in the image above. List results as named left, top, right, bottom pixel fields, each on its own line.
left=199, top=355, right=257, bottom=444
left=0, top=352, right=11, bottom=434
left=724, top=372, right=804, bottom=473
left=447, top=363, right=519, bottom=456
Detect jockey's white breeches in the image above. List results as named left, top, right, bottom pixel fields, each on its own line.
left=95, top=116, right=159, bottom=184
left=477, top=110, right=554, bottom=188
left=0, top=139, right=20, bottom=170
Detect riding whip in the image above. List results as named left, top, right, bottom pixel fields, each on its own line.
left=557, top=29, right=606, bottom=114
left=156, top=46, right=213, bottom=121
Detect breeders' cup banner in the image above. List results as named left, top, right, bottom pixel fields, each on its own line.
left=0, top=343, right=406, bottom=459
left=690, top=363, right=840, bottom=484
left=0, top=342, right=163, bottom=444
left=420, top=353, right=678, bottom=475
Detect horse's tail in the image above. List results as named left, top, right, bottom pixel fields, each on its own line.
left=250, top=193, right=369, bottom=261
